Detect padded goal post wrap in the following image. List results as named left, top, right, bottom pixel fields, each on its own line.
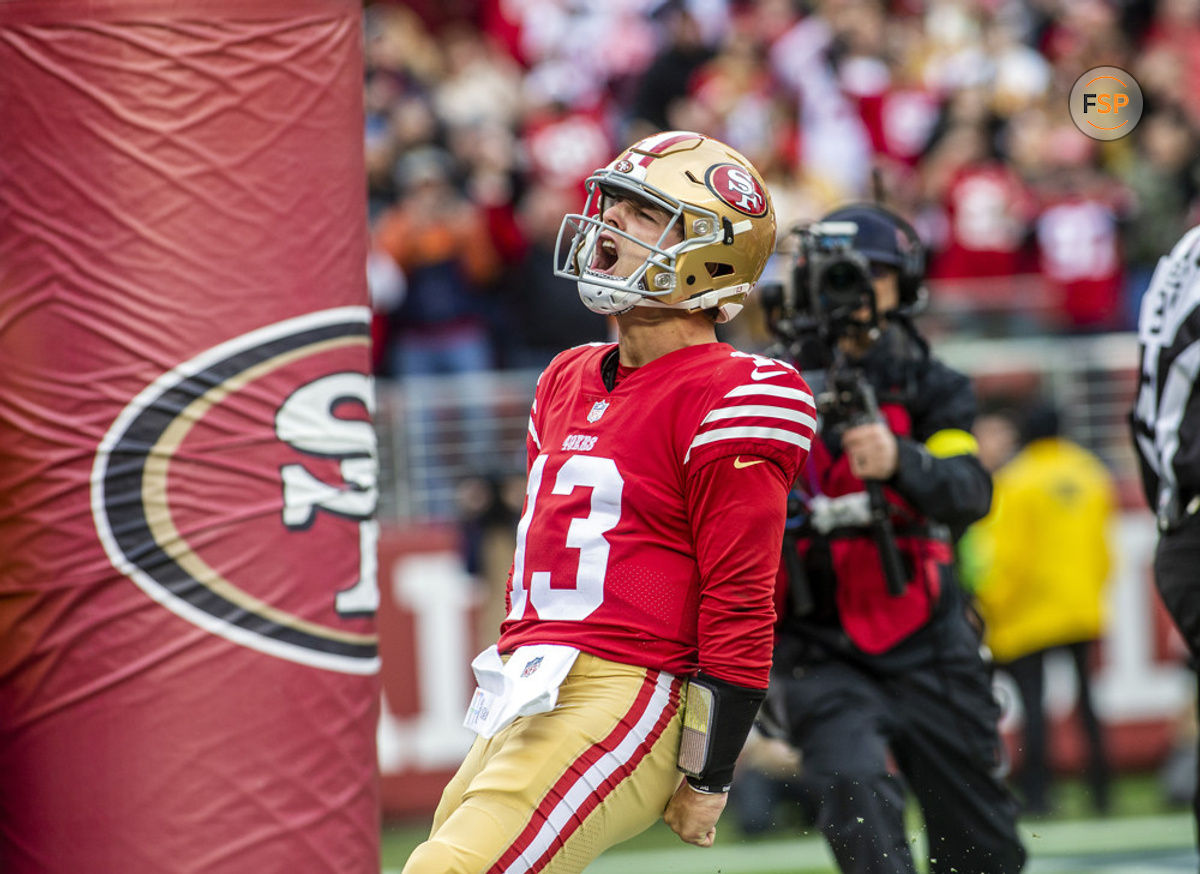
left=0, top=2, right=378, bottom=872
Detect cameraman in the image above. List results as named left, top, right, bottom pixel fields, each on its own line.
left=762, top=204, right=1026, bottom=874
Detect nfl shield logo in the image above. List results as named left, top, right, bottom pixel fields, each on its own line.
left=587, top=400, right=610, bottom=423
left=521, top=656, right=543, bottom=677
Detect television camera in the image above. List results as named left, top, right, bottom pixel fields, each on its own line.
left=762, top=221, right=910, bottom=606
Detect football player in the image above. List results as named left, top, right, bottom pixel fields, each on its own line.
left=402, top=131, right=814, bottom=874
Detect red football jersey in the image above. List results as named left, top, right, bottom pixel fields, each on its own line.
left=928, top=163, right=1035, bottom=280
left=1035, top=195, right=1124, bottom=329
left=498, top=342, right=814, bottom=687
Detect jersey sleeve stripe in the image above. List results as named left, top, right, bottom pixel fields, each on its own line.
left=701, top=404, right=817, bottom=429
left=724, top=383, right=814, bottom=403
left=685, top=425, right=813, bottom=463
left=528, top=415, right=541, bottom=449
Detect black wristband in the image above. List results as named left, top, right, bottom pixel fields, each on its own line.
left=677, top=672, right=766, bottom=793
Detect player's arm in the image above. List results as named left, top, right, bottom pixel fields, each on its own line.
left=662, top=455, right=791, bottom=846
left=664, top=360, right=813, bottom=840
left=688, top=455, right=791, bottom=691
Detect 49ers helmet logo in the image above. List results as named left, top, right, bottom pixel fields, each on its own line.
left=91, top=308, right=379, bottom=675
left=705, top=163, right=768, bottom=217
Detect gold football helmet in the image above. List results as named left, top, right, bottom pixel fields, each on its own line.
left=554, top=131, right=777, bottom=323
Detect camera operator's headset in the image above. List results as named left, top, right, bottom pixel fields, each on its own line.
left=820, top=203, right=927, bottom=316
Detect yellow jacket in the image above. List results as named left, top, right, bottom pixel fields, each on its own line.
left=971, top=437, right=1116, bottom=663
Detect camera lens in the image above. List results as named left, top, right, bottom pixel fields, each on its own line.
left=825, top=262, right=862, bottom=291
left=817, top=255, right=873, bottom=311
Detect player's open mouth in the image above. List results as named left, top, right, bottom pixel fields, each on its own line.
left=590, top=235, right=618, bottom=274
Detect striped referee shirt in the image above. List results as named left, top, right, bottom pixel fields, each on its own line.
left=1132, top=224, right=1200, bottom=531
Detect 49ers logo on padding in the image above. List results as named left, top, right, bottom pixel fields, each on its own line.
left=705, top=163, right=768, bottom=217
left=91, top=307, right=379, bottom=674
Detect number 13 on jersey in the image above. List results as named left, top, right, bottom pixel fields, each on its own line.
left=507, top=454, right=625, bottom=622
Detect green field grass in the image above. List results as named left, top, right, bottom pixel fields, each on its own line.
left=382, top=774, right=1198, bottom=873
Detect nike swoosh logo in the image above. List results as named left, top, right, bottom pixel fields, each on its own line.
left=734, top=457, right=765, bottom=469
left=750, top=370, right=786, bottom=380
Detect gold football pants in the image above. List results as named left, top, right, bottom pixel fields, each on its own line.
left=402, top=652, right=685, bottom=874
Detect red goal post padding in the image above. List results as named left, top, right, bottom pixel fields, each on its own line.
left=0, top=2, right=379, bottom=871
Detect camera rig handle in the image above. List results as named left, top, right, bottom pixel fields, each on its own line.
left=822, top=366, right=909, bottom=598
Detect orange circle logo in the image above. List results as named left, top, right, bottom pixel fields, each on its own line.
left=1068, top=65, right=1143, bottom=141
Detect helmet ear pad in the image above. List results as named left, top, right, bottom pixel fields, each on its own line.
left=820, top=203, right=925, bottom=308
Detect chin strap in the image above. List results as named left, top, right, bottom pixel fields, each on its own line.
left=579, top=267, right=752, bottom=322
left=630, top=283, right=752, bottom=323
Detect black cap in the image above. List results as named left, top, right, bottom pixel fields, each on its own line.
left=822, top=204, right=908, bottom=268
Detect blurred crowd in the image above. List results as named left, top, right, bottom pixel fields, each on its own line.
left=364, top=0, right=1200, bottom=379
